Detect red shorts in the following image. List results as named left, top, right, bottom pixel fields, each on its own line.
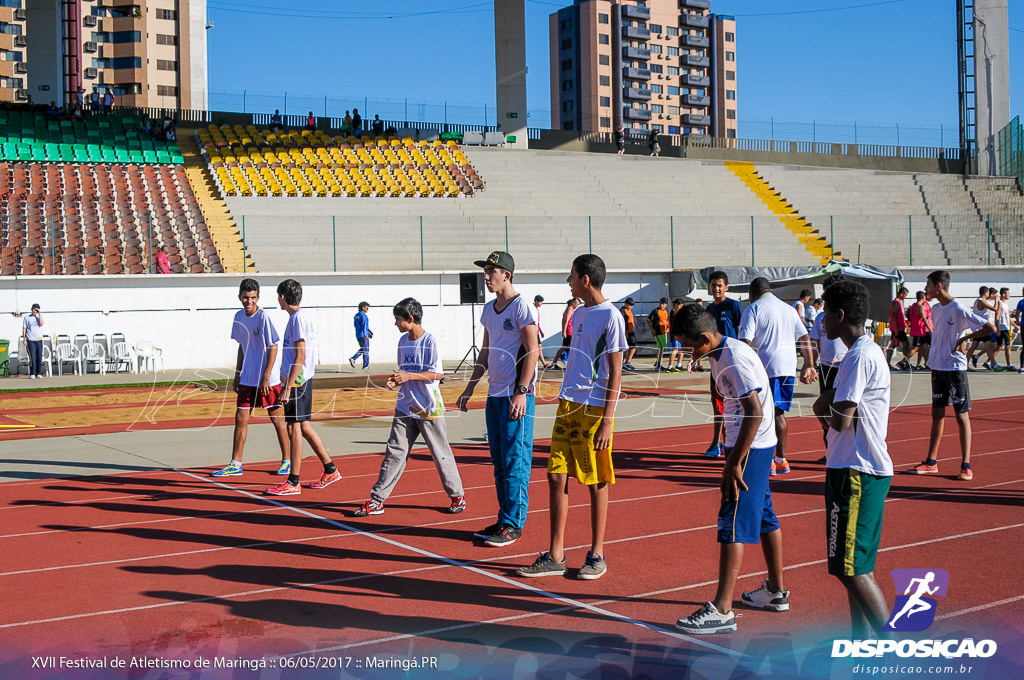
left=710, top=376, right=724, bottom=416
left=236, top=383, right=282, bottom=410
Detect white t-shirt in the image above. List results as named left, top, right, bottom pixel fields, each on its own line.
left=558, top=300, right=628, bottom=408
left=738, top=293, right=809, bottom=379
left=231, top=307, right=282, bottom=388
left=709, top=337, right=777, bottom=450
left=280, top=308, right=316, bottom=385
left=395, top=331, right=445, bottom=420
left=22, top=314, right=43, bottom=341
left=929, top=299, right=989, bottom=372
left=825, top=335, right=892, bottom=476
left=809, top=311, right=848, bottom=366
left=793, top=300, right=805, bottom=322
left=480, top=294, right=536, bottom=397
left=974, top=297, right=996, bottom=325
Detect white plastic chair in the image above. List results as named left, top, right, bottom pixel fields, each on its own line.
left=54, top=343, right=81, bottom=376
left=134, top=340, right=164, bottom=373
left=81, top=342, right=106, bottom=374
left=39, top=344, right=53, bottom=377
left=109, top=342, right=134, bottom=374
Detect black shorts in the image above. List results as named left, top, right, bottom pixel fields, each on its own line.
left=910, top=333, right=931, bottom=348
left=283, top=379, right=314, bottom=423
left=626, top=331, right=637, bottom=348
left=931, top=370, right=971, bottom=414
left=818, top=363, right=840, bottom=393
left=891, top=330, right=908, bottom=343
left=995, top=330, right=1011, bottom=348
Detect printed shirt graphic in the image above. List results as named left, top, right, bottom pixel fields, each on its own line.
left=809, top=311, right=848, bottom=365
left=825, top=335, right=892, bottom=476
left=395, top=331, right=445, bottom=420
left=709, top=337, right=777, bottom=449
left=928, top=300, right=988, bottom=372
left=705, top=297, right=743, bottom=338
left=480, top=295, right=536, bottom=397
left=280, top=309, right=316, bottom=385
left=231, top=307, right=282, bottom=388
left=558, top=301, right=628, bottom=408
left=883, top=568, right=950, bottom=632
left=738, top=293, right=808, bottom=379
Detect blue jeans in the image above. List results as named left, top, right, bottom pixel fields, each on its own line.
left=350, top=336, right=370, bottom=368
left=485, top=395, right=535, bottom=530
left=27, top=339, right=42, bottom=376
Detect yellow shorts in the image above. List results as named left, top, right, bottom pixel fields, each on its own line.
left=548, top=399, right=615, bottom=485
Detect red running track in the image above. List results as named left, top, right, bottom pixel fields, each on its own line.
left=1, top=398, right=1023, bottom=678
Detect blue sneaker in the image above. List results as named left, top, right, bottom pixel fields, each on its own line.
left=211, top=462, right=242, bottom=477
left=275, top=461, right=291, bottom=475
left=704, top=443, right=724, bottom=458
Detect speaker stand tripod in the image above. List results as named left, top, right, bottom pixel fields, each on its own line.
left=455, top=303, right=480, bottom=374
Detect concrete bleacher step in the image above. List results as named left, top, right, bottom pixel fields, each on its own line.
left=178, top=129, right=252, bottom=272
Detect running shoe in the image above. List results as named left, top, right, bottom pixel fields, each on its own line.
left=983, top=361, right=993, bottom=371
left=623, top=363, right=635, bottom=371
left=516, top=552, right=567, bottom=578
left=992, top=364, right=1005, bottom=372
left=1019, top=367, right=1024, bottom=374
left=308, top=469, right=342, bottom=489
left=741, top=579, right=790, bottom=611
left=675, top=602, right=737, bottom=635
left=908, top=461, right=938, bottom=474
left=211, top=462, right=242, bottom=477
left=666, top=366, right=680, bottom=373
left=352, top=500, right=384, bottom=517
left=447, top=496, right=466, bottom=514
left=275, top=461, right=291, bottom=475
left=483, top=524, right=521, bottom=547
left=348, top=357, right=356, bottom=368
left=770, top=460, right=777, bottom=477
left=704, top=443, right=724, bottom=458
left=577, top=550, right=607, bottom=580
left=474, top=522, right=503, bottom=539
left=774, top=457, right=791, bottom=474
left=265, top=481, right=300, bottom=496
left=958, top=466, right=974, bottom=481
left=971, top=355, right=979, bottom=368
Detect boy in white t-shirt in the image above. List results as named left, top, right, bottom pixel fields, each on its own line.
left=264, top=279, right=341, bottom=496
left=353, top=298, right=466, bottom=517
left=672, top=305, right=788, bottom=635
left=813, top=279, right=893, bottom=638
left=517, top=254, right=626, bottom=581
left=457, top=251, right=540, bottom=548
left=909, top=271, right=995, bottom=481
left=212, top=278, right=289, bottom=477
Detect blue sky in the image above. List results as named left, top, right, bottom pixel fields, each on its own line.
left=205, top=0, right=1020, bottom=146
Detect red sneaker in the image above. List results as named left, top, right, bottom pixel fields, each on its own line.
left=265, top=481, right=300, bottom=496
left=308, top=469, right=342, bottom=489
left=909, top=461, right=938, bottom=475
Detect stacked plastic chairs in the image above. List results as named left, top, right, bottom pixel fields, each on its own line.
left=198, top=124, right=484, bottom=199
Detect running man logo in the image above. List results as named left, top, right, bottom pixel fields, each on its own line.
left=883, top=568, right=950, bottom=632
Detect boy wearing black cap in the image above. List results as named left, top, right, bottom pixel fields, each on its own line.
left=457, top=251, right=541, bottom=547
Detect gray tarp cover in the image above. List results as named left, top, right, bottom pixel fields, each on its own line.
left=695, top=261, right=903, bottom=291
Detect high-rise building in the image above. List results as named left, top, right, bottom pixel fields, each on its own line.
left=1, top=0, right=207, bottom=110
left=549, top=0, right=736, bottom=138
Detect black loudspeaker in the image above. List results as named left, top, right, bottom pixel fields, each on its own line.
left=459, top=272, right=485, bottom=304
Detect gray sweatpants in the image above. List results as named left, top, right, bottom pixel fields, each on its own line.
left=370, top=412, right=464, bottom=502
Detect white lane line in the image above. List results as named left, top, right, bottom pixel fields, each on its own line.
left=935, top=594, right=1024, bottom=621
left=0, top=469, right=744, bottom=659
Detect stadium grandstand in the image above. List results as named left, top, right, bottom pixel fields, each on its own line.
left=0, top=103, right=1022, bottom=278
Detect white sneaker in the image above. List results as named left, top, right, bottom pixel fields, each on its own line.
left=675, top=601, right=737, bottom=634
left=740, top=579, right=790, bottom=611
left=29, top=375, right=37, bottom=379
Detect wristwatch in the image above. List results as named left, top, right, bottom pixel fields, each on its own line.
left=515, top=385, right=529, bottom=395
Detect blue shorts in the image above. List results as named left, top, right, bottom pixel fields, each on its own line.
left=669, top=340, right=682, bottom=349
left=768, top=376, right=795, bottom=412
left=717, top=446, right=780, bottom=544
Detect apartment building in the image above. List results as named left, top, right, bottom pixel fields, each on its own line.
left=1, top=0, right=207, bottom=110
left=550, top=0, right=737, bottom=137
